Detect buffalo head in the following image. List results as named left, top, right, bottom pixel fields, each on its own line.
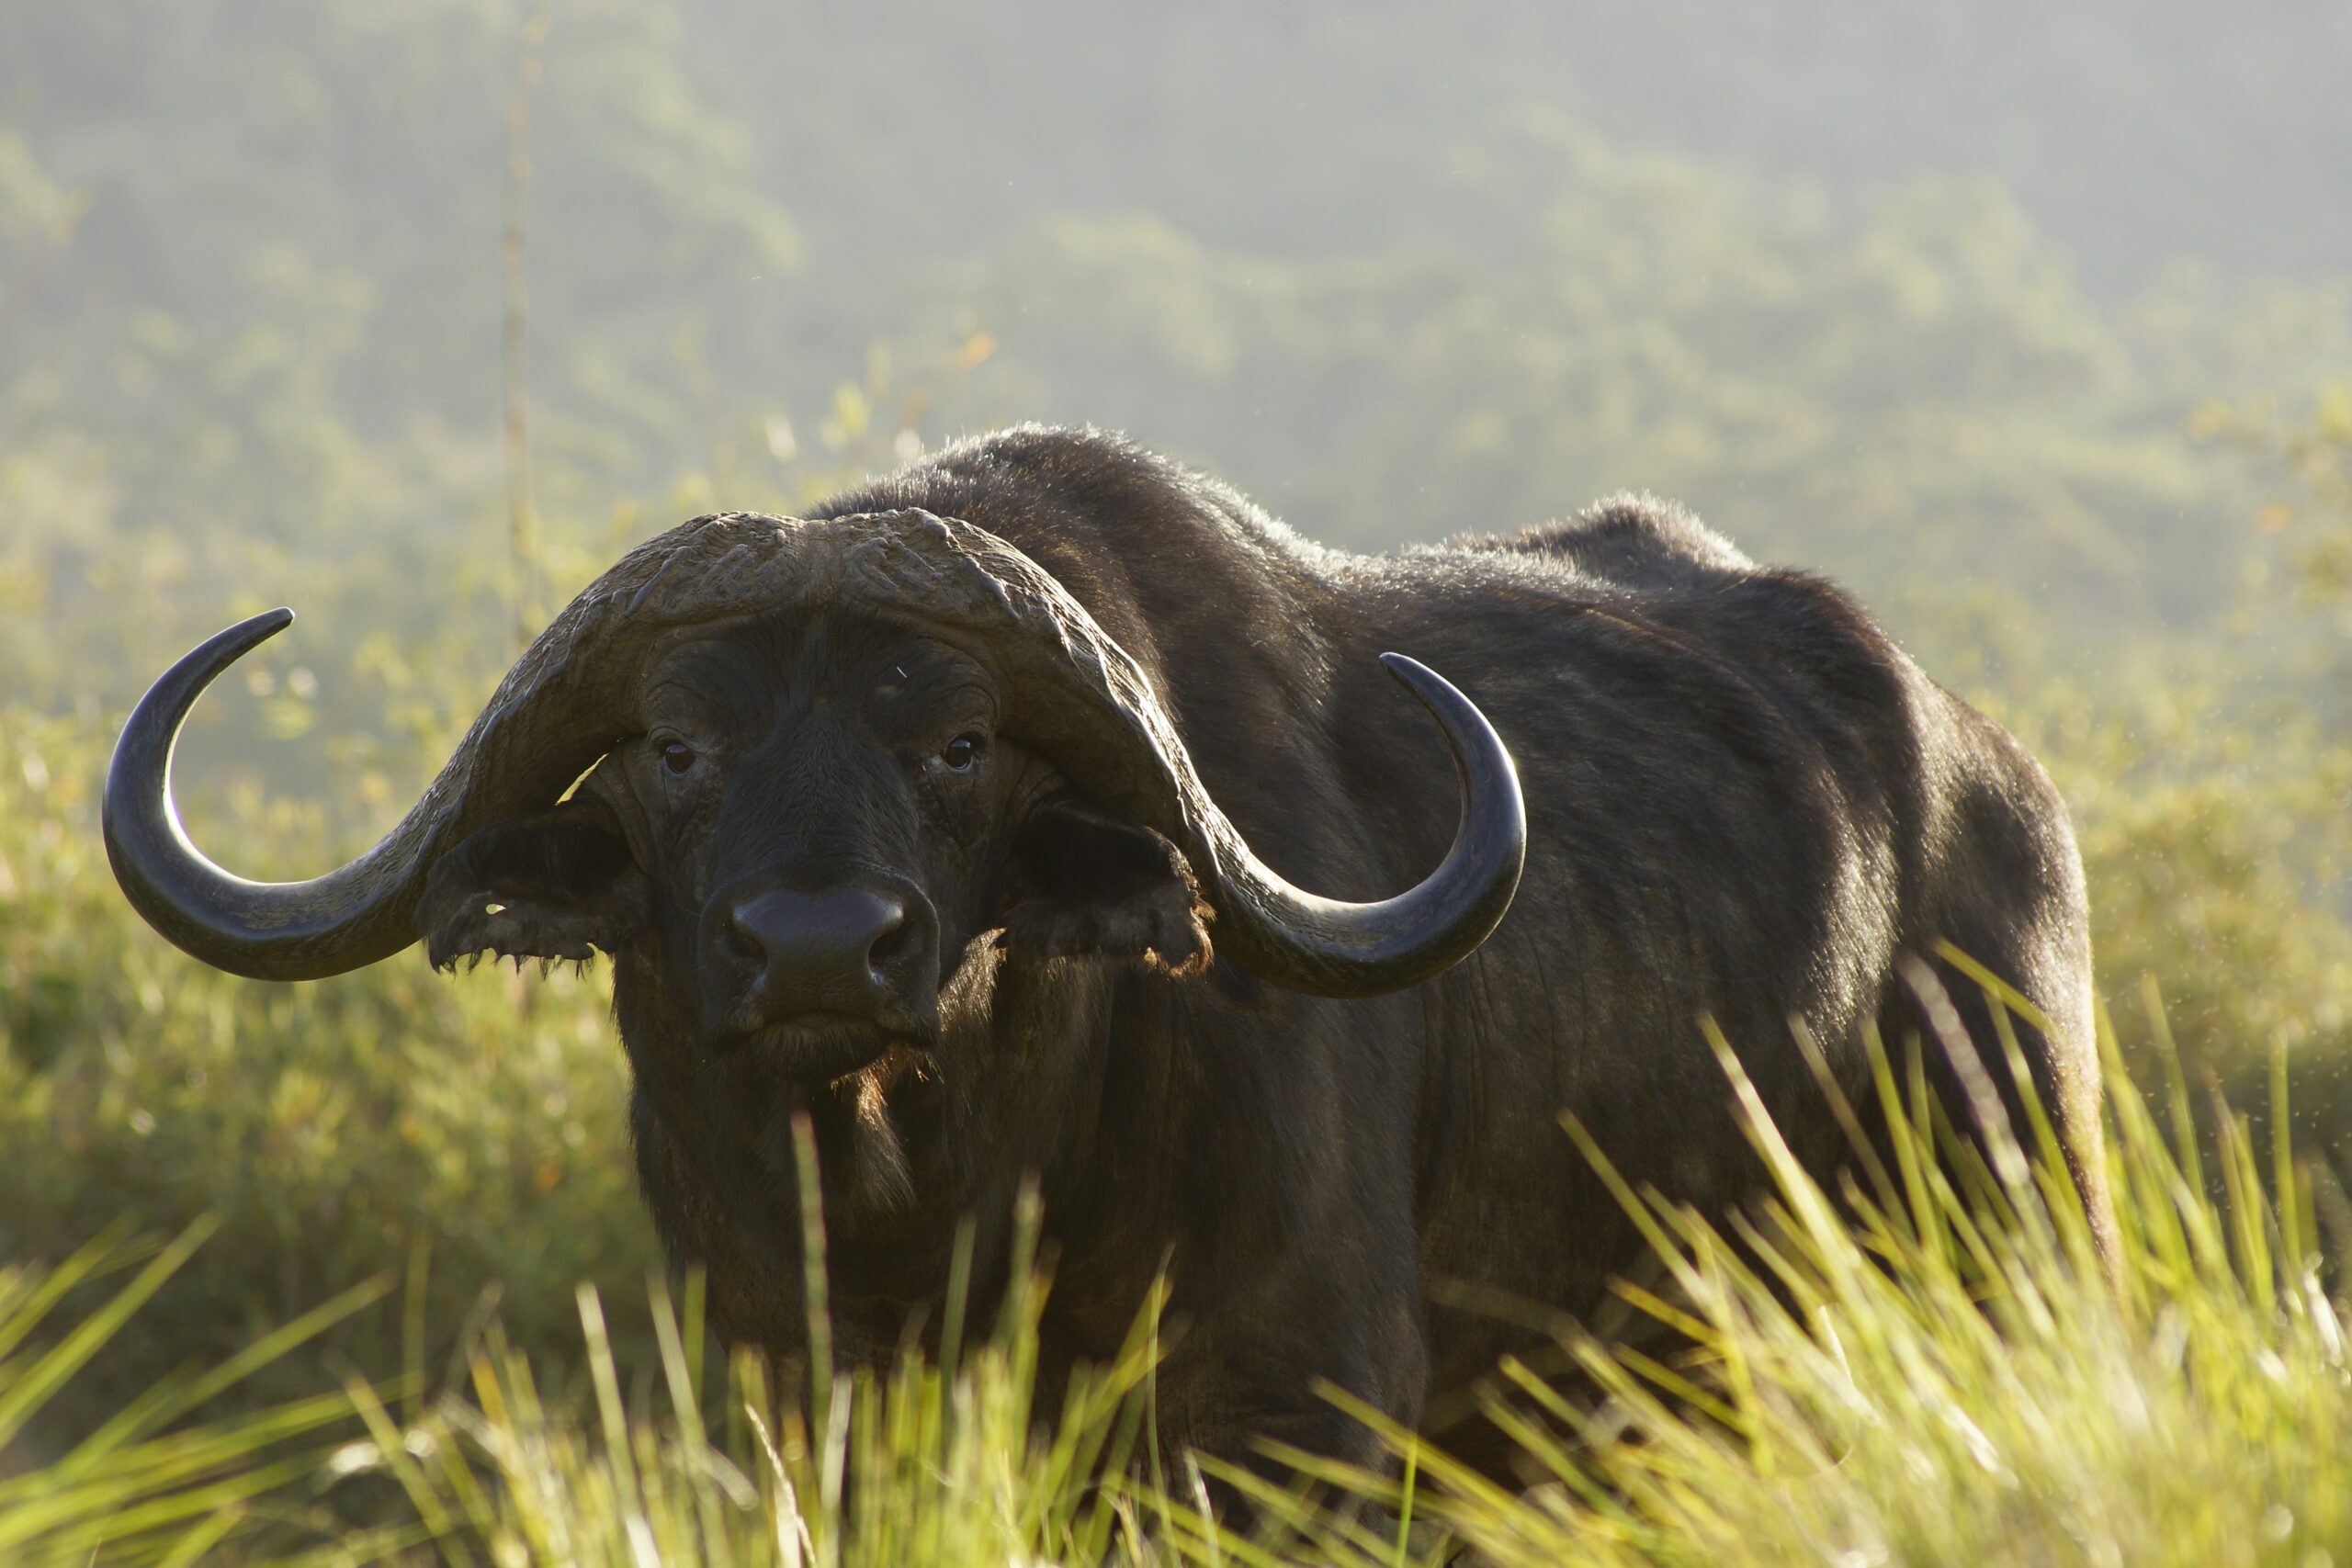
left=105, top=512, right=1523, bottom=1082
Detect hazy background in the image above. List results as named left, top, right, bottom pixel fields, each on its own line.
left=2, top=0, right=2349, bottom=1443
left=7, top=0, right=2352, bottom=700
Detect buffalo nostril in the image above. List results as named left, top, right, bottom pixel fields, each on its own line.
left=721, top=911, right=765, bottom=965
left=865, top=901, right=914, bottom=974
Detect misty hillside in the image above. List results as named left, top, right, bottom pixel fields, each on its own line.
left=3, top=0, right=2347, bottom=721
left=703, top=0, right=2352, bottom=288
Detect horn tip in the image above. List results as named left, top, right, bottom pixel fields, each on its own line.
left=224, top=606, right=297, bottom=660
left=214, top=606, right=297, bottom=657
left=1376, top=649, right=1445, bottom=695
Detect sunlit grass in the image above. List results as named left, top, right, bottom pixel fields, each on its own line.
left=2, top=1028, right=2346, bottom=1568
left=0, top=1220, right=384, bottom=1566
left=6, top=705, right=2351, bottom=1564
left=337, top=1129, right=1180, bottom=1568
left=205, top=977, right=2332, bottom=1568
left=1224, top=990, right=2351, bottom=1568
left=0, top=710, right=661, bottom=1444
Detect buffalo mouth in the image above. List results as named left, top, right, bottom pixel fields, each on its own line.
left=720, top=1013, right=913, bottom=1084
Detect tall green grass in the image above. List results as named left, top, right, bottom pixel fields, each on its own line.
left=0, top=1222, right=382, bottom=1566
left=224, top=989, right=2335, bottom=1567
left=0, top=710, right=662, bottom=1443
left=1222, top=1001, right=2350, bottom=1568
left=6, top=712, right=2349, bottom=1563
left=339, top=1133, right=1180, bottom=1567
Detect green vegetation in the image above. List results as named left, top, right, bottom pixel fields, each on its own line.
left=0, top=1224, right=379, bottom=1565
left=5, top=953, right=2344, bottom=1564
left=4, top=2, right=2350, bottom=1560
left=0, top=709, right=662, bottom=1442
left=1235, top=1017, right=2352, bottom=1568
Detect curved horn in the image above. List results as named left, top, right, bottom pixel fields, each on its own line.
left=814, top=509, right=1527, bottom=998
left=105, top=607, right=614, bottom=979
left=100, top=608, right=393, bottom=978
left=1186, top=651, right=1525, bottom=997
left=106, top=513, right=825, bottom=979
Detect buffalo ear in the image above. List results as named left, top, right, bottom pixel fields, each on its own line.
left=1001, top=796, right=1211, bottom=974
left=417, top=784, right=650, bottom=971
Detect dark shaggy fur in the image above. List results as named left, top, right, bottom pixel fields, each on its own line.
left=422, top=426, right=2111, bottom=1483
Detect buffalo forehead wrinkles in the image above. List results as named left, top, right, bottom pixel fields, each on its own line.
left=642, top=616, right=994, bottom=742
left=720, top=728, right=924, bottom=878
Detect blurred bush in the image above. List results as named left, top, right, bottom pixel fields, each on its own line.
left=0, top=711, right=662, bottom=1444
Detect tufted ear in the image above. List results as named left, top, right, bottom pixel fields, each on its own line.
left=1000, top=795, right=1211, bottom=974
left=417, top=769, right=650, bottom=971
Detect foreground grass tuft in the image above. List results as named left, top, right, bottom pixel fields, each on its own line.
left=6, top=1017, right=2347, bottom=1565
left=0, top=1222, right=382, bottom=1566
left=250, top=992, right=2338, bottom=1567
left=1231, top=1006, right=2351, bottom=1568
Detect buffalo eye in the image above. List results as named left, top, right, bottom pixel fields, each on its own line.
left=939, top=733, right=983, bottom=772
left=660, top=740, right=697, bottom=776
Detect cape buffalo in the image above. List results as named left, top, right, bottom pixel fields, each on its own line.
left=106, top=424, right=2111, bottom=1481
